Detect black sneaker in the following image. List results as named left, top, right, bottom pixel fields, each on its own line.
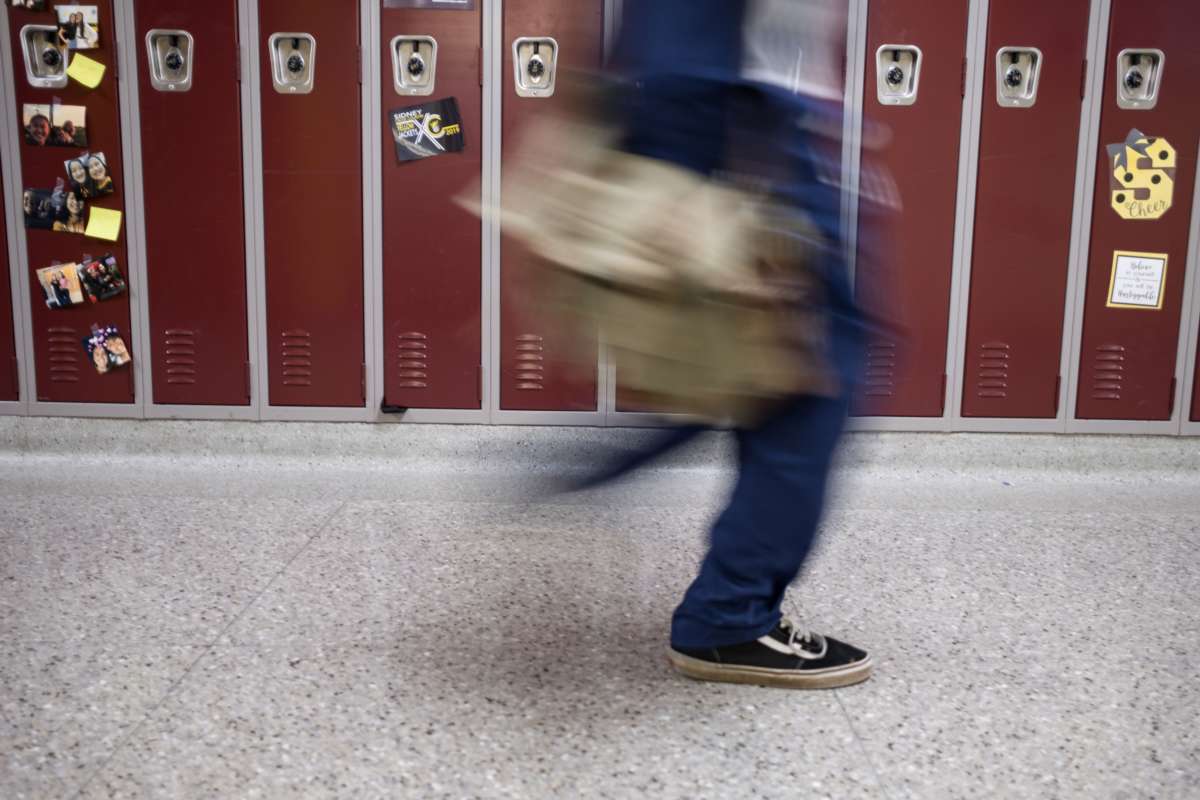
left=668, top=618, right=872, bottom=689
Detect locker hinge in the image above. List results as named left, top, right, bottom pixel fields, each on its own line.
left=113, top=40, right=119, bottom=82
left=1168, top=377, right=1177, bottom=417
left=1054, top=375, right=1062, bottom=416
left=1080, top=58, right=1088, bottom=100
left=358, top=46, right=364, bottom=85
left=478, top=47, right=484, bottom=87
left=940, top=373, right=948, bottom=414
left=9, top=355, right=18, bottom=394
left=361, top=363, right=367, bottom=403
left=960, top=58, right=967, bottom=97
left=236, top=47, right=242, bottom=83
left=478, top=365, right=483, bottom=405
left=244, top=361, right=252, bottom=401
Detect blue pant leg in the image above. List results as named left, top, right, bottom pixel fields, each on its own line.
left=670, top=395, right=849, bottom=649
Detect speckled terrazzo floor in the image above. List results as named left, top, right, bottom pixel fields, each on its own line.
left=1, top=419, right=1197, bottom=799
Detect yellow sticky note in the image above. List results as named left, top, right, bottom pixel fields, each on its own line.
left=85, top=208, right=123, bottom=242
left=67, top=53, right=106, bottom=89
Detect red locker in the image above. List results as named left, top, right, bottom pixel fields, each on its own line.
left=0, top=158, right=17, bottom=401
left=1193, top=330, right=1200, bottom=422
left=1075, top=0, right=1200, bottom=420
left=379, top=1, right=482, bottom=410
left=852, top=0, right=969, bottom=417
left=258, top=0, right=364, bottom=407
left=6, top=1, right=134, bottom=404
left=961, top=0, right=1090, bottom=418
left=500, top=0, right=603, bottom=412
left=135, top=0, right=249, bottom=406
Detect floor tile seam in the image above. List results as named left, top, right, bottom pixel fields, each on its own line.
left=67, top=501, right=349, bottom=799
left=833, top=690, right=908, bottom=800
left=9, top=451, right=1200, bottom=483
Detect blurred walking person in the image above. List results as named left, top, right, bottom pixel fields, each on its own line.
left=490, top=0, right=893, bottom=689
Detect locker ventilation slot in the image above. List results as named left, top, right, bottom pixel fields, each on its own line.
left=47, top=326, right=80, bottom=383
left=396, top=332, right=429, bottom=389
left=280, top=330, right=313, bottom=387
left=514, top=334, right=545, bottom=391
left=1090, top=345, right=1125, bottom=400
left=863, top=341, right=896, bottom=397
left=164, top=329, right=198, bottom=385
left=976, top=342, right=1010, bottom=398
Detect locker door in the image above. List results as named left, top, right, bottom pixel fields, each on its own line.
left=500, top=0, right=603, bottom=412
left=380, top=1, right=482, bottom=410
left=135, top=0, right=249, bottom=406
left=6, top=1, right=134, bottom=404
left=1074, top=0, right=1200, bottom=420
left=258, top=0, right=364, bottom=407
left=0, top=159, right=16, bottom=401
left=961, top=0, right=1090, bottom=418
left=1193, top=327, right=1200, bottom=422
left=852, top=0, right=969, bottom=417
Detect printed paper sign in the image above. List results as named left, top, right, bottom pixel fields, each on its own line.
left=1107, top=250, right=1168, bottom=309
left=383, top=0, right=475, bottom=9
left=1108, top=129, right=1175, bottom=220
left=389, top=98, right=465, bottom=162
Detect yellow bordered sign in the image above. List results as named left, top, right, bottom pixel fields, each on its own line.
left=1106, top=250, right=1168, bottom=310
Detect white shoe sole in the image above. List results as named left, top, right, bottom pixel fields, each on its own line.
left=668, top=648, right=873, bottom=689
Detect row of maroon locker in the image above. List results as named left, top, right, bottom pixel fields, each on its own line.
left=2, top=0, right=1200, bottom=428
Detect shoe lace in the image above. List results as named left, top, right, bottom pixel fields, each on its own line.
left=780, top=617, right=828, bottom=660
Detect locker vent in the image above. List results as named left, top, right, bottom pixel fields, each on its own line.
left=396, top=332, right=429, bottom=389
left=976, top=342, right=1010, bottom=399
left=862, top=340, right=896, bottom=397
left=513, top=334, right=545, bottom=391
left=1090, top=344, right=1125, bottom=400
left=47, top=326, right=80, bottom=383
left=163, top=329, right=198, bottom=385
left=280, top=329, right=313, bottom=387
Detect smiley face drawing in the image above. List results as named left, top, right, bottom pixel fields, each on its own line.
left=1108, top=128, right=1176, bottom=221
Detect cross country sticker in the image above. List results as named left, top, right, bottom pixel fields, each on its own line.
left=389, top=98, right=466, bottom=162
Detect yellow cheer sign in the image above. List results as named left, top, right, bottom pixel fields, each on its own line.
left=1108, top=129, right=1175, bottom=221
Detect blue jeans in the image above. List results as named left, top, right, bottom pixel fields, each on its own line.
left=670, top=395, right=849, bottom=649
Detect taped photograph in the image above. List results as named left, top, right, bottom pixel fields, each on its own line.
left=22, top=188, right=59, bottom=230
left=55, top=5, right=100, bottom=50
left=65, top=152, right=115, bottom=199
left=36, top=263, right=85, bottom=308
left=80, top=255, right=126, bottom=303
left=23, top=103, right=88, bottom=147
left=54, top=190, right=87, bottom=234
left=83, top=325, right=131, bottom=374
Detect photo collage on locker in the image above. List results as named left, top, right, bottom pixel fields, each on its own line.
left=12, top=0, right=130, bottom=376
